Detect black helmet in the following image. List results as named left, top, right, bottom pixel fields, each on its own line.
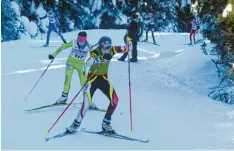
left=98, top=36, right=112, bottom=50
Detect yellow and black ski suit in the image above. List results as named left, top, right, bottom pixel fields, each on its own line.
left=75, top=45, right=128, bottom=123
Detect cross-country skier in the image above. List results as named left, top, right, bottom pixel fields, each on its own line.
left=142, top=12, right=156, bottom=44
left=189, top=17, right=200, bottom=45
left=118, top=12, right=142, bottom=62
left=48, top=31, right=96, bottom=108
left=65, top=36, right=131, bottom=134
left=43, top=7, right=66, bottom=47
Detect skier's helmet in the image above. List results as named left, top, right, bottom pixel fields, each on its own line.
left=149, top=12, right=153, bottom=17
left=98, top=36, right=112, bottom=51
left=135, top=12, right=141, bottom=17
left=132, top=12, right=141, bottom=22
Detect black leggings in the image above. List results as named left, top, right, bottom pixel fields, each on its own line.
left=87, top=74, right=119, bottom=121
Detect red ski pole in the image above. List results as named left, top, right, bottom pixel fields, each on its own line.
left=45, top=61, right=99, bottom=135
left=45, top=79, right=88, bottom=135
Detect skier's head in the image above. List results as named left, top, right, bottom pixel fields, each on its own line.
left=149, top=12, right=153, bottom=17
left=77, top=31, right=87, bottom=48
left=47, top=7, right=53, bottom=14
left=132, top=12, right=141, bottom=22
left=98, top=36, right=112, bottom=53
left=135, top=12, right=141, bottom=17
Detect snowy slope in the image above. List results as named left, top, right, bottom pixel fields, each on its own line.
left=2, top=30, right=234, bottom=150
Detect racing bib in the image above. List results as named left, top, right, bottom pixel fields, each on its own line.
left=70, top=40, right=90, bottom=60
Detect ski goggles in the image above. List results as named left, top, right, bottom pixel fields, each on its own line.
left=103, top=45, right=111, bottom=51
left=101, top=42, right=111, bottom=51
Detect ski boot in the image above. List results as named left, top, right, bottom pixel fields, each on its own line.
left=43, top=43, right=49, bottom=47
left=102, top=118, right=116, bottom=134
left=130, top=57, right=138, bottom=62
left=117, top=57, right=125, bottom=62
left=194, top=40, right=197, bottom=45
left=66, top=119, right=81, bottom=133
left=55, top=92, right=68, bottom=105
left=89, top=102, right=98, bottom=109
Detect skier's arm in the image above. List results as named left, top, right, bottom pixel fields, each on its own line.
left=86, top=49, right=99, bottom=67
left=111, top=34, right=132, bottom=54
left=51, top=41, right=72, bottom=57
left=138, top=22, right=144, bottom=39
left=112, top=45, right=129, bottom=54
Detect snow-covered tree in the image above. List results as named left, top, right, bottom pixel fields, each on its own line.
left=21, top=0, right=36, bottom=17
left=99, top=3, right=127, bottom=29
left=176, top=0, right=193, bottom=32
left=195, top=0, right=234, bottom=104
left=1, top=0, right=21, bottom=41
left=28, top=21, right=38, bottom=38
left=35, top=3, right=49, bottom=33
left=181, top=0, right=191, bottom=8
left=90, top=0, right=102, bottom=12
left=140, top=0, right=179, bottom=32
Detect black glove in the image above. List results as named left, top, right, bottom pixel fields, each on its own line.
left=103, top=53, right=112, bottom=60
left=48, top=54, right=54, bottom=60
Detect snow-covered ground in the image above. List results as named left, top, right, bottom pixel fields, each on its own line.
left=2, top=30, right=234, bottom=149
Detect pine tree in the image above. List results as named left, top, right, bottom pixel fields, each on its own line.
left=176, top=1, right=193, bottom=32
left=1, top=0, right=20, bottom=41
left=195, top=0, right=234, bottom=104
left=140, top=0, right=179, bottom=31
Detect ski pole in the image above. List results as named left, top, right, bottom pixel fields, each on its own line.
left=127, top=43, right=133, bottom=132
left=45, top=62, right=99, bottom=135
left=25, top=59, right=54, bottom=101
left=158, top=31, right=164, bottom=40
left=45, top=80, right=88, bottom=135
left=185, top=22, right=188, bottom=44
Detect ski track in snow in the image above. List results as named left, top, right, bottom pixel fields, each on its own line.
left=2, top=30, right=234, bottom=150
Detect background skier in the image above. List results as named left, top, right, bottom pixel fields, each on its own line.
left=43, top=7, right=66, bottom=47
left=142, top=12, right=157, bottom=44
left=189, top=17, right=200, bottom=45
left=118, top=12, right=142, bottom=62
